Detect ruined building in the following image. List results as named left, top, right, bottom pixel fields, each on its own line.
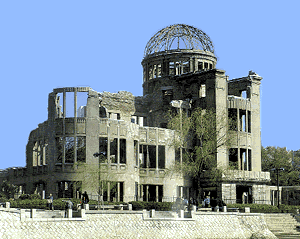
left=1, top=24, right=270, bottom=203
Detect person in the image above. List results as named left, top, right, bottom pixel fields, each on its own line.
left=47, top=194, right=54, bottom=210
left=63, top=199, right=73, bottom=218
left=82, top=191, right=89, bottom=204
left=210, top=197, right=218, bottom=210
left=204, top=196, right=210, bottom=208
left=217, top=198, right=227, bottom=211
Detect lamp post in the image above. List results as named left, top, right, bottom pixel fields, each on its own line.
left=270, top=168, right=284, bottom=208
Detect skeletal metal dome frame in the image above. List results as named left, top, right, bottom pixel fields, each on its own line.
left=144, top=24, right=214, bottom=56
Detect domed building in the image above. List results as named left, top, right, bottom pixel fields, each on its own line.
left=1, top=24, right=271, bottom=204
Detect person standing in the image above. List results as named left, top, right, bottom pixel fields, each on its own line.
left=204, top=196, right=210, bottom=208
left=47, top=194, right=53, bottom=210
left=82, top=191, right=89, bottom=204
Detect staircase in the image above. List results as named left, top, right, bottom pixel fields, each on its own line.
left=264, top=213, right=300, bottom=236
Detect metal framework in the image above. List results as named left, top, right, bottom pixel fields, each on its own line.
left=144, top=24, right=214, bottom=56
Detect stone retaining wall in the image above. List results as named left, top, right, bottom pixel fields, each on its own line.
left=0, top=210, right=276, bottom=239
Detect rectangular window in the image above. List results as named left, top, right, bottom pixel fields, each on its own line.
left=162, top=90, right=173, bottom=106
left=77, top=137, right=86, bottom=162
left=248, top=149, right=252, bottom=171
left=120, top=139, right=126, bottom=164
left=198, top=61, right=203, bottom=70
left=99, top=137, right=108, bottom=163
left=229, top=148, right=238, bottom=170
left=140, top=145, right=147, bottom=168
left=110, top=138, right=118, bottom=163
left=56, top=93, right=63, bottom=118
left=65, top=137, right=75, bottom=163
left=199, top=84, right=206, bottom=98
left=148, top=145, right=156, bottom=168
left=240, top=149, right=247, bottom=171
left=134, top=140, right=138, bottom=166
left=204, top=62, right=208, bottom=69
left=228, top=109, right=238, bottom=131
left=56, top=137, right=64, bottom=163
left=239, top=110, right=246, bottom=132
left=158, top=145, right=165, bottom=169
left=65, top=92, right=75, bottom=117
left=248, top=111, right=251, bottom=133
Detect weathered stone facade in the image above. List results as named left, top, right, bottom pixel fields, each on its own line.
left=0, top=24, right=270, bottom=204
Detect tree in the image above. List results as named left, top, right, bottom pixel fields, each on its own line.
left=261, top=146, right=300, bottom=186
left=0, top=181, right=18, bottom=200
left=167, top=107, right=233, bottom=197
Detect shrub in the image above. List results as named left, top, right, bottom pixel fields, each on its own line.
left=226, top=203, right=300, bottom=213
left=129, top=201, right=173, bottom=211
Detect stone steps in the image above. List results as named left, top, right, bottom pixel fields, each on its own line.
left=264, top=213, right=300, bottom=235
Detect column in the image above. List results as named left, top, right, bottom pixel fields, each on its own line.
left=74, top=89, right=77, bottom=163
left=107, top=182, right=110, bottom=201
left=156, top=185, right=159, bottom=202
left=117, top=182, right=120, bottom=202
left=156, top=128, right=158, bottom=170
left=146, top=185, right=149, bottom=202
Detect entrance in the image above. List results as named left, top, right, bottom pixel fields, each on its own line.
left=236, top=185, right=252, bottom=204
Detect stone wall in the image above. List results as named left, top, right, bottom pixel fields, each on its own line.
left=0, top=209, right=276, bottom=239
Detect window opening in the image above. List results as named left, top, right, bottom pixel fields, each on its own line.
left=182, top=60, right=189, bottom=74
left=204, top=62, right=208, bottom=70
left=240, top=149, right=247, bottom=171
left=120, top=139, right=126, bottom=164
left=134, top=140, right=138, bottom=166
left=228, top=109, right=238, bottom=131
left=175, top=148, right=180, bottom=163
left=248, top=149, right=252, bottom=171
left=65, top=92, right=75, bottom=117
left=229, top=148, right=238, bottom=169
left=198, top=61, right=203, bottom=71
left=77, top=92, right=88, bottom=117
left=76, top=137, right=86, bottom=162
left=153, top=65, right=157, bottom=78
left=99, top=137, right=108, bottom=163
left=157, top=64, right=162, bottom=77
left=162, top=89, right=173, bottom=106
left=248, top=111, right=251, bottom=133
left=241, top=90, right=247, bottom=99
left=239, top=110, right=246, bottom=132
left=169, top=62, right=175, bottom=75
left=158, top=145, right=165, bottom=169
left=117, top=113, right=121, bottom=120
left=140, top=145, right=147, bottom=168
left=56, top=93, right=63, bottom=118
left=110, top=138, right=118, bottom=164
left=149, top=65, right=153, bottom=80
left=65, top=137, right=75, bottom=163
left=199, top=84, right=206, bottom=98
left=56, top=137, right=63, bottom=163
left=148, top=145, right=156, bottom=168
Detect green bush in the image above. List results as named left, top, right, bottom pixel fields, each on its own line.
left=129, top=201, right=173, bottom=211
left=18, top=194, right=41, bottom=200
left=227, top=203, right=300, bottom=213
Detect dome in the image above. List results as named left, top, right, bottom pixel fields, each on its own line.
left=144, top=24, right=214, bottom=56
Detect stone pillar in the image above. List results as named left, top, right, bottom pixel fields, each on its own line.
left=20, top=209, right=26, bottom=221
left=150, top=209, right=155, bottom=218
left=179, top=210, right=184, bottom=218
left=67, top=208, right=72, bottom=218
left=128, top=204, right=132, bottom=211
left=156, top=185, right=159, bottom=202
left=117, top=182, right=120, bottom=202
left=80, top=209, right=86, bottom=219
left=107, top=182, right=110, bottom=201
left=31, top=209, right=36, bottom=218
left=84, top=204, right=89, bottom=210
left=5, top=202, right=10, bottom=209
left=146, top=185, right=149, bottom=202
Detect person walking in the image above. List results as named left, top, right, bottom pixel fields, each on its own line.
left=47, top=194, right=54, bottom=210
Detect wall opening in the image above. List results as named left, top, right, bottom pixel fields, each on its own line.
left=120, top=139, right=126, bottom=164
left=248, top=149, right=252, bottom=171
left=99, top=137, right=108, bottom=163
left=140, top=145, right=147, bottom=168
left=228, top=109, right=238, bottom=131
left=148, top=145, right=156, bottom=168
left=56, top=137, right=63, bottom=163
left=76, top=137, right=86, bottom=162
left=65, top=137, right=75, bottom=163
left=229, top=148, right=238, bottom=169
left=158, top=145, right=165, bottom=169
left=239, top=110, right=246, bottom=132
left=199, top=84, right=206, bottom=98
left=240, top=148, right=247, bottom=171
left=162, top=89, right=173, bottom=106
left=248, top=111, right=251, bottom=133
left=56, top=93, right=63, bottom=118
left=77, top=92, right=88, bottom=117
left=65, top=92, right=75, bottom=117
left=134, top=140, right=138, bottom=166
left=110, top=138, right=118, bottom=164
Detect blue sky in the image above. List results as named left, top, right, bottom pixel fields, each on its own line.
left=1, top=1, right=299, bottom=169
